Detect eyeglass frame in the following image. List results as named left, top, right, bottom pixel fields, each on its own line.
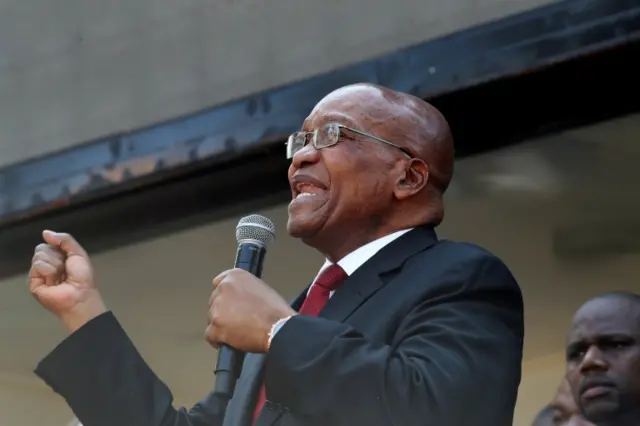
left=285, top=122, right=415, bottom=160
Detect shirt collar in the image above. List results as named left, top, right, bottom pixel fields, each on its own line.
left=315, top=228, right=413, bottom=279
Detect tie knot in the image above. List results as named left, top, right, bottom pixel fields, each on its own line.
left=314, top=264, right=348, bottom=292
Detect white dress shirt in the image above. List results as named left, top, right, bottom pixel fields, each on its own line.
left=270, top=228, right=413, bottom=342
left=309, top=228, right=413, bottom=297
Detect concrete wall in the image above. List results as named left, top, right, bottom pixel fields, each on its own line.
left=0, top=0, right=557, bottom=169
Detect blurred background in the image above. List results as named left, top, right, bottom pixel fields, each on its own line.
left=0, top=0, right=638, bottom=424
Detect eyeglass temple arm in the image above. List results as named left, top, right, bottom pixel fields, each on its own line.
left=347, top=128, right=413, bottom=158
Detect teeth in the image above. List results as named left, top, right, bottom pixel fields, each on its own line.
left=296, top=192, right=314, bottom=198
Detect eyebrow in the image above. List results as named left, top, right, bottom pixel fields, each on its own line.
left=567, top=333, right=637, bottom=351
left=571, top=332, right=636, bottom=341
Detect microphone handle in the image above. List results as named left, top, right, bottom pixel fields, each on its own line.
left=213, top=242, right=267, bottom=398
left=234, top=243, right=266, bottom=277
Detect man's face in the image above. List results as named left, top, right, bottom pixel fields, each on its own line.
left=550, top=379, right=594, bottom=426
left=565, top=297, right=640, bottom=424
left=286, top=86, right=404, bottom=246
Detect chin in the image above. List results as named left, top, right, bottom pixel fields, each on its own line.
left=286, top=215, right=319, bottom=239
left=582, top=401, right=620, bottom=424
left=287, top=202, right=331, bottom=239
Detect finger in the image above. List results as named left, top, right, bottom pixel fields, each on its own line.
left=212, top=270, right=231, bottom=289
left=32, top=243, right=65, bottom=262
left=204, top=325, right=221, bottom=349
left=207, top=305, right=214, bottom=325
left=32, top=246, right=65, bottom=270
left=29, top=260, right=59, bottom=293
left=32, top=246, right=66, bottom=286
left=42, top=231, right=88, bottom=259
left=208, top=287, right=219, bottom=306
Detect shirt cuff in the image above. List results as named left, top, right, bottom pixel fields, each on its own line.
left=267, top=315, right=294, bottom=349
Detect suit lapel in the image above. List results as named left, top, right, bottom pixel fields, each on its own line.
left=290, top=286, right=308, bottom=312
left=320, top=226, right=438, bottom=322
left=222, top=353, right=266, bottom=426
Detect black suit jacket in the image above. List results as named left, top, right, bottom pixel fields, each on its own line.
left=35, top=226, right=524, bottom=426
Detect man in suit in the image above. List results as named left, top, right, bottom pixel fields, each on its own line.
left=565, top=292, right=640, bottom=426
left=29, top=83, right=524, bottom=426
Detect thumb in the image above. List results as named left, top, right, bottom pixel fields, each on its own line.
left=42, top=230, right=89, bottom=259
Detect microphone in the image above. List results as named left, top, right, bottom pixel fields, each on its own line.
left=213, top=214, right=276, bottom=399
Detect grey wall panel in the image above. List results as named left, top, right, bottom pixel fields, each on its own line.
left=0, top=0, right=556, bottom=168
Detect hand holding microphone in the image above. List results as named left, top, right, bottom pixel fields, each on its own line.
left=206, top=215, right=296, bottom=354
left=208, top=214, right=295, bottom=399
left=206, top=268, right=296, bottom=353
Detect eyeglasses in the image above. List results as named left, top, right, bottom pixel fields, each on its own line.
left=286, top=122, right=414, bottom=160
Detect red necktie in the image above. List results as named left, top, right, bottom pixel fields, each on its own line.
left=252, top=264, right=348, bottom=424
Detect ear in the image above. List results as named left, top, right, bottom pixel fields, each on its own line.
left=393, top=159, right=429, bottom=200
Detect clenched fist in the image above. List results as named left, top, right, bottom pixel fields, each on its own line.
left=29, top=230, right=107, bottom=333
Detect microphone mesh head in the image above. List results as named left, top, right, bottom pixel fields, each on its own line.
left=236, top=214, right=276, bottom=247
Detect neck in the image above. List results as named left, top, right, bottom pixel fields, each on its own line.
left=307, top=223, right=417, bottom=263
left=304, top=210, right=431, bottom=262
left=304, top=232, right=380, bottom=264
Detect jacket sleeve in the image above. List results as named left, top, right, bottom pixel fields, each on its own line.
left=263, top=255, right=524, bottom=426
left=35, top=312, right=226, bottom=426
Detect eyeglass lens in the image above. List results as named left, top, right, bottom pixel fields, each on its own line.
left=287, top=123, right=341, bottom=159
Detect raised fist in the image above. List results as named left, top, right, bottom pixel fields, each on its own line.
left=29, top=231, right=107, bottom=333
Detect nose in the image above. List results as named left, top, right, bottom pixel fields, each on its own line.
left=579, top=345, right=608, bottom=373
left=291, top=142, right=321, bottom=170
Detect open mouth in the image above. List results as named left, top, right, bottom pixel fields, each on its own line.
left=290, top=174, right=328, bottom=202
left=294, top=183, right=324, bottom=199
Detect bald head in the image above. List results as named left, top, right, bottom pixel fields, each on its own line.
left=588, top=291, right=640, bottom=307
left=313, top=83, right=454, bottom=195
left=287, top=83, right=454, bottom=260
